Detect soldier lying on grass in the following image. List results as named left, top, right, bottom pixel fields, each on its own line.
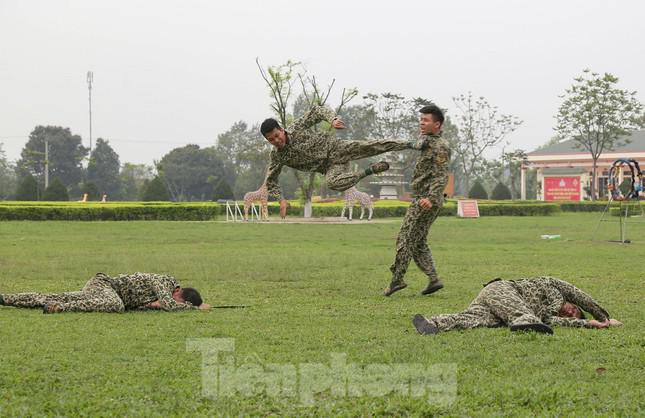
left=0, top=272, right=211, bottom=313
left=412, top=276, right=622, bottom=335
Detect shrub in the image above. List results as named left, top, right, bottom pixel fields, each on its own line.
left=15, top=175, right=39, bottom=201
left=468, top=181, right=488, bottom=199
left=43, top=178, right=69, bottom=201
left=491, top=182, right=512, bottom=200
left=142, top=177, right=171, bottom=201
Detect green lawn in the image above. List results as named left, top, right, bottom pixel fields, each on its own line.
left=0, top=214, right=643, bottom=417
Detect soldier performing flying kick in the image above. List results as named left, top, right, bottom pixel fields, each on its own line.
left=0, top=272, right=211, bottom=313
left=412, top=276, right=622, bottom=335
left=260, top=104, right=429, bottom=202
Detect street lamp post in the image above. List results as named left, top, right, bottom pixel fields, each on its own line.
left=87, top=71, right=93, bottom=155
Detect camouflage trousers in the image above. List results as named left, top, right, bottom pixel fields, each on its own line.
left=389, top=200, right=442, bottom=284
left=430, top=280, right=545, bottom=331
left=1, top=274, right=125, bottom=313
left=325, top=139, right=412, bottom=191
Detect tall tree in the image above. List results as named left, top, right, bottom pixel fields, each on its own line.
left=452, top=92, right=522, bottom=192
left=119, top=163, right=154, bottom=201
left=157, top=144, right=225, bottom=201
left=555, top=70, right=644, bottom=200
left=0, top=143, right=17, bottom=200
left=87, top=138, right=121, bottom=199
left=16, top=126, right=87, bottom=192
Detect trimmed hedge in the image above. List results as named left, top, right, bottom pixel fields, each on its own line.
left=558, top=202, right=614, bottom=212
left=0, top=199, right=634, bottom=220
left=0, top=204, right=219, bottom=221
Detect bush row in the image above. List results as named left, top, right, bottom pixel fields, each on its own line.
left=0, top=205, right=219, bottom=221
left=0, top=200, right=625, bottom=220
left=271, top=202, right=560, bottom=217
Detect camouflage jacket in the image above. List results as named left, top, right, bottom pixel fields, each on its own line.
left=409, top=133, right=451, bottom=206
left=101, top=272, right=196, bottom=311
left=265, top=105, right=339, bottom=199
left=513, top=277, right=609, bottom=328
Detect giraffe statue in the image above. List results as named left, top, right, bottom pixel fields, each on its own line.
left=244, top=183, right=269, bottom=221
left=341, top=186, right=373, bottom=220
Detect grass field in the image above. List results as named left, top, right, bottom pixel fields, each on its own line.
left=0, top=214, right=643, bottom=416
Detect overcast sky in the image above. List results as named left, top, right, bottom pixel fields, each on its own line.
left=1, top=0, right=644, bottom=165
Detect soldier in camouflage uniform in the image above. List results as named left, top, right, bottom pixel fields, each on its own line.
left=412, top=276, right=622, bottom=335
left=0, top=272, right=209, bottom=313
left=261, top=104, right=429, bottom=201
left=384, top=104, right=451, bottom=297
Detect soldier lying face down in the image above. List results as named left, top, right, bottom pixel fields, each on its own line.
left=412, top=277, right=622, bottom=335
left=1, top=272, right=211, bottom=313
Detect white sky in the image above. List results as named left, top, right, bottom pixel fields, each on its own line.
left=1, top=0, right=644, bottom=165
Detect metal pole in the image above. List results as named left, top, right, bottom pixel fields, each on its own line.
left=44, top=137, right=49, bottom=189
left=87, top=71, right=93, bottom=154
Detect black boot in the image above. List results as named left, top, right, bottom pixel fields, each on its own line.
left=420, top=279, right=444, bottom=296
left=412, top=314, right=439, bottom=335
left=383, top=281, right=407, bottom=297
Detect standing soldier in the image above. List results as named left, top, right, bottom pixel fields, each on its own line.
left=384, top=104, right=451, bottom=297
left=412, top=276, right=622, bottom=335
left=0, top=272, right=210, bottom=313
left=261, top=104, right=429, bottom=202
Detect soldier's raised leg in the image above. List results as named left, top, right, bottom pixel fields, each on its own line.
left=332, top=139, right=418, bottom=162
left=325, top=161, right=390, bottom=192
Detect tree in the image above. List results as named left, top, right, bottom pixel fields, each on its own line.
left=157, top=145, right=225, bottom=201
left=468, top=180, right=488, bottom=199
left=556, top=70, right=644, bottom=200
left=491, top=182, right=512, bottom=200
left=15, top=174, right=39, bottom=201
left=43, top=177, right=69, bottom=201
left=119, top=163, right=154, bottom=201
left=16, top=126, right=87, bottom=192
left=141, top=176, right=170, bottom=201
left=452, top=92, right=522, bottom=192
left=0, top=143, right=17, bottom=200
left=87, top=138, right=121, bottom=199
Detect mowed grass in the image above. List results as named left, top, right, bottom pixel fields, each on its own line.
left=0, top=214, right=643, bottom=417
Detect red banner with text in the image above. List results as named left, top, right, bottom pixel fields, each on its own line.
left=544, top=176, right=581, bottom=201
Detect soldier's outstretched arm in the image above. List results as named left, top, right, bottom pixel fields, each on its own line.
left=547, top=316, right=592, bottom=328
left=265, top=157, right=284, bottom=200
left=290, top=104, right=337, bottom=132
left=550, top=278, right=609, bottom=321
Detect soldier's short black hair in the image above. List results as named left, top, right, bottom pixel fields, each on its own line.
left=181, top=287, right=203, bottom=307
left=260, top=118, right=282, bottom=136
left=419, top=104, right=444, bottom=126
